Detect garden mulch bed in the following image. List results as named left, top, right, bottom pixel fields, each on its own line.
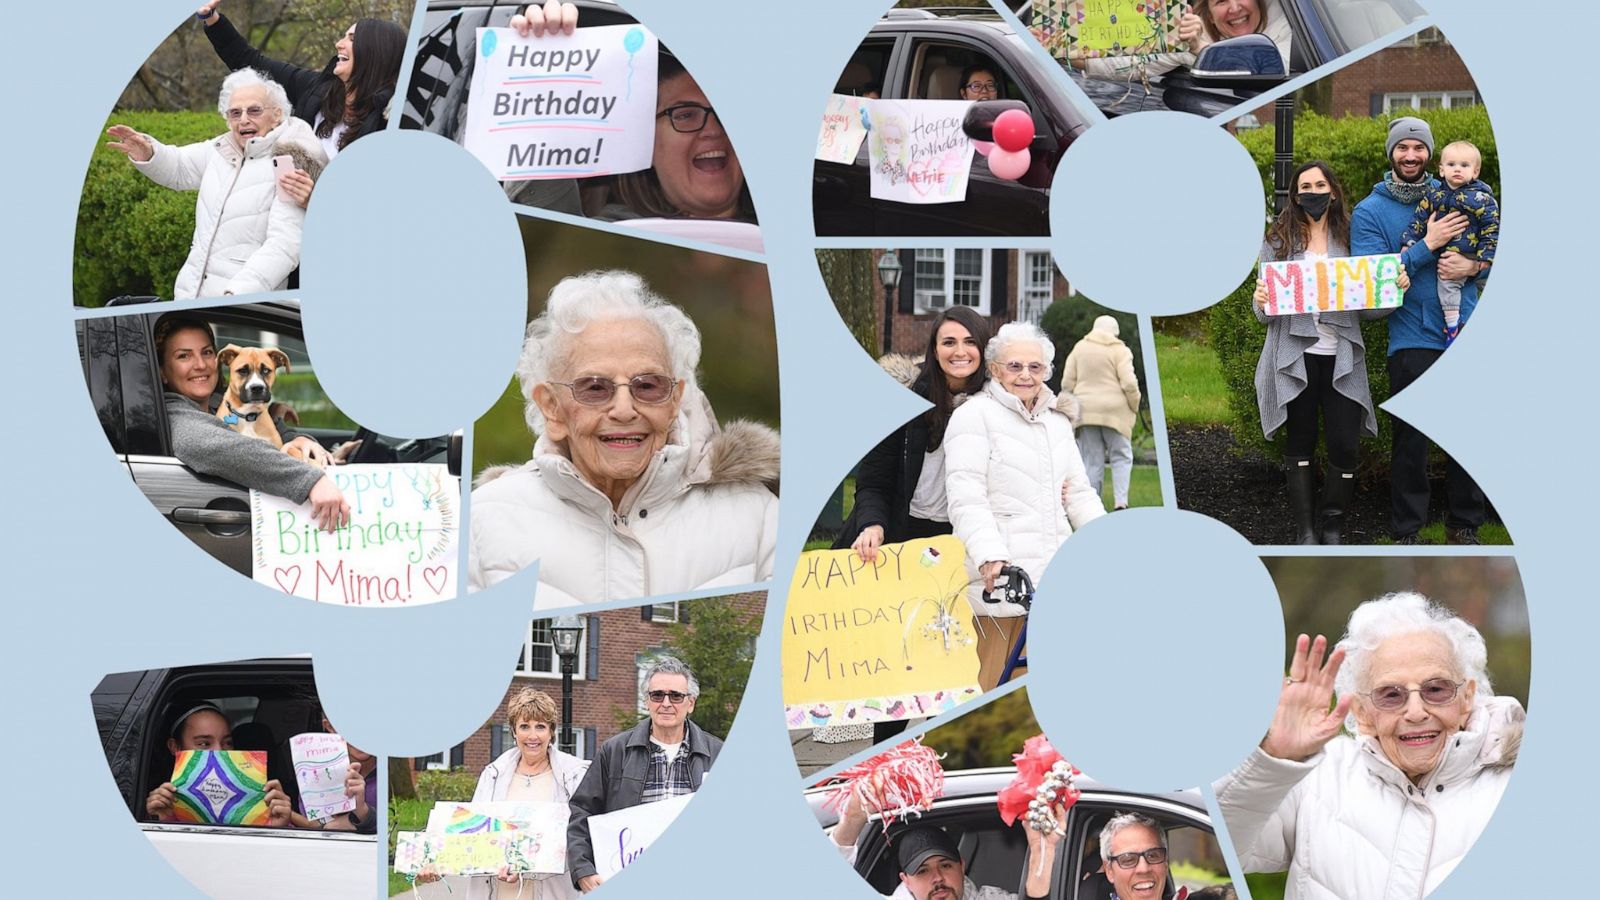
left=1167, top=423, right=1501, bottom=546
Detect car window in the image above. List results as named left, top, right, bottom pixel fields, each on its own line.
left=1071, top=805, right=1230, bottom=899
left=856, top=803, right=1028, bottom=897
left=207, top=323, right=354, bottom=431
left=836, top=39, right=894, bottom=98
left=1307, top=0, right=1425, bottom=53
left=907, top=41, right=1017, bottom=101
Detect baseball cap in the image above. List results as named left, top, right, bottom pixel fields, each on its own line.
left=896, top=825, right=962, bottom=875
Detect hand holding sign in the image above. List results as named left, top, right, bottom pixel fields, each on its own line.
left=1259, top=254, right=1407, bottom=315
left=511, top=0, right=579, bottom=38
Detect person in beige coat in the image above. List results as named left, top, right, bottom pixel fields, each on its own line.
left=1061, top=316, right=1142, bottom=509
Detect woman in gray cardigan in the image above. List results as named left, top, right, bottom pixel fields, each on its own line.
left=1251, top=161, right=1402, bottom=545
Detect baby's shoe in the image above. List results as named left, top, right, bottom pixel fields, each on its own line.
left=1443, top=322, right=1462, bottom=346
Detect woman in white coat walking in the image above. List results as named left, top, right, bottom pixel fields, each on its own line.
left=1061, top=315, right=1142, bottom=510
left=1214, top=592, right=1523, bottom=899
left=945, top=322, right=1105, bottom=688
left=107, top=68, right=324, bottom=299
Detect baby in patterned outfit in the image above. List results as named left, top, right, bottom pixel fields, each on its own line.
left=1405, top=140, right=1499, bottom=345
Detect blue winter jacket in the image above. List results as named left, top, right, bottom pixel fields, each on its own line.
left=1351, top=177, right=1488, bottom=354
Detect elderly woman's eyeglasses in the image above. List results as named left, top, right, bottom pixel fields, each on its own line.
left=1110, top=848, right=1168, bottom=869
left=1003, top=361, right=1046, bottom=375
left=657, top=103, right=719, bottom=133
left=1367, top=678, right=1462, bottom=711
left=553, top=374, right=678, bottom=406
left=647, top=690, right=689, bottom=704
left=225, top=105, right=269, bottom=121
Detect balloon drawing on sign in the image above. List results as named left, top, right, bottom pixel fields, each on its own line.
left=481, top=29, right=498, bottom=59
left=623, top=26, right=645, bottom=100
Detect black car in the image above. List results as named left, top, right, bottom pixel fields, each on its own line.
left=814, top=8, right=1093, bottom=237
left=78, top=300, right=459, bottom=574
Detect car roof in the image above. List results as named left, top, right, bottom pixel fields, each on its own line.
left=876, top=7, right=1015, bottom=38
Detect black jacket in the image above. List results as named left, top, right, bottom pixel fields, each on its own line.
left=566, top=718, right=722, bottom=884
left=205, top=15, right=392, bottom=149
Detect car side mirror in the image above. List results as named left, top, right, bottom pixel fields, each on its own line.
left=448, top=430, right=464, bottom=478
left=1190, top=33, right=1287, bottom=90
left=962, top=100, right=1032, bottom=143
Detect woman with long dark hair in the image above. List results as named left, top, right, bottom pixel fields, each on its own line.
left=1252, top=160, right=1402, bottom=544
left=835, top=306, right=993, bottom=564
left=197, top=4, right=406, bottom=201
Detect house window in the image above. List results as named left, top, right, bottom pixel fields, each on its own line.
left=649, top=602, right=683, bottom=624
left=415, top=744, right=464, bottom=770
left=1382, top=91, right=1476, bottom=112
left=1018, top=252, right=1054, bottom=326
left=516, top=618, right=588, bottom=679
left=911, top=249, right=991, bottom=314
left=1410, top=26, right=1445, bottom=45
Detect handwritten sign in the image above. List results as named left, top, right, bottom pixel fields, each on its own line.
left=589, top=793, right=692, bottom=881
left=1260, top=253, right=1405, bottom=316
left=252, top=463, right=459, bottom=605
left=1031, top=0, right=1185, bottom=60
left=394, top=831, right=546, bottom=877
left=464, top=25, right=658, bottom=181
left=816, top=94, right=870, bottom=164
left=782, top=536, right=982, bottom=729
left=170, top=750, right=270, bottom=826
left=423, top=800, right=570, bottom=874
left=289, top=733, right=354, bottom=822
left=865, top=100, right=975, bottom=205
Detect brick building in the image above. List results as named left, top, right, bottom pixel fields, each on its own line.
left=1244, top=28, right=1477, bottom=124
left=410, top=593, right=764, bottom=778
left=872, top=248, right=1070, bottom=356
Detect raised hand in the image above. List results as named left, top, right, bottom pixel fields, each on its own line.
left=106, top=125, right=155, bottom=162
left=511, top=0, right=578, bottom=38
left=1261, top=634, right=1352, bottom=762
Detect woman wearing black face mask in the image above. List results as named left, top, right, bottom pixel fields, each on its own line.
left=1251, top=161, right=1404, bottom=545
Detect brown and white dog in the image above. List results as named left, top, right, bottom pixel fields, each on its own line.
left=216, top=344, right=313, bottom=460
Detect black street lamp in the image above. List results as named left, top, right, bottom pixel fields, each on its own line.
left=550, top=615, right=584, bottom=756
left=876, top=250, right=903, bottom=355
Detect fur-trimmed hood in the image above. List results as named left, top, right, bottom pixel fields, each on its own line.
left=877, top=352, right=1081, bottom=426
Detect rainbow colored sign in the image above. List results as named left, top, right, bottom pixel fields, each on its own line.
left=1260, top=253, right=1405, bottom=316
left=170, top=750, right=270, bottom=826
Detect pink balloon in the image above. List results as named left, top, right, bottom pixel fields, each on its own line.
left=992, top=109, right=1035, bottom=153
left=972, top=139, right=994, bottom=157
left=988, top=147, right=1031, bottom=181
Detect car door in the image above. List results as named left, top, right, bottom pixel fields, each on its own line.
left=850, top=796, right=1036, bottom=897
left=813, top=34, right=903, bottom=236
left=1065, top=795, right=1231, bottom=900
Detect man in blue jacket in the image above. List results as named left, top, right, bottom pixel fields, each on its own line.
left=1350, top=116, right=1490, bottom=544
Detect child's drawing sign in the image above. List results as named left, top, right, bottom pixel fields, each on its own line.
left=1260, top=253, right=1406, bottom=315
left=866, top=100, right=975, bottom=205
left=394, top=832, right=545, bottom=877
left=170, top=750, right=270, bottom=826
left=1031, top=0, right=1184, bottom=60
left=251, top=463, right=459, bottom=605
left=464, top=25, right=658, bottom=181
left=782, top=536, right=982, bottom=729
left=421, top=800, right=569, bottom=873
left=589, top=793, right=693, bottom=880
left=289, top=732, right=355, bottom=821
left=816, top=94, right=869, bottom=164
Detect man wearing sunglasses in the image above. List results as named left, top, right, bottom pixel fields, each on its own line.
left=567, top=656, right=722, bottom=893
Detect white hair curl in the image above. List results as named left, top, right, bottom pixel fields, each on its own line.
left=987, top=321, right=1056, bottom=380
left=1333, top=591, right=1494, bottom=732
left=516, top=271, right=702, bottom=435
left=217, top=68, right=291, bottom=123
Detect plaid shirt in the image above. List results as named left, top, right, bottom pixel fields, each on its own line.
left=640, top=740, right=695, bottom=804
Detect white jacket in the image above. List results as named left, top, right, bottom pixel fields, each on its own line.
left=469, top=391, right=779, bottom=604
left=944, top=380, right=1104, bottom=616
left=134, top=117, right=324, bottom=298
left=1214, top=695, right=1524, bottom=900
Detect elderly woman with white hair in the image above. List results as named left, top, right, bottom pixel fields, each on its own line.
left=944, top=321, right=1105, bottom=687
left=468, top=270, right=779, bottom=604
left=106, top=68, right=325, bottom=298
left=1214, top=592, right=1524, bottom=899
left=1061, top=315, right=1142, bottom=511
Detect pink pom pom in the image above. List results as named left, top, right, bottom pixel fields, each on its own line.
left=987, top=147, right=1030, bottom=181
left=820, top=739, right=946, bottom=832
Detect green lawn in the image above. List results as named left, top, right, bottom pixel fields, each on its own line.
left=387, top=797, right=432, bottom=895
left=1154, top=334, right=1229, bottom=426
left=1374, top=520, right=1513, bottom=546
left=1246, top=872, right=1288, bottom=900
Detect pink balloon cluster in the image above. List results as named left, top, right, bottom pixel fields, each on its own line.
left=985, top=109, right=1034, bottom=181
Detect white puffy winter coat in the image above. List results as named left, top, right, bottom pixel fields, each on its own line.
left=468, top=392, right=779, bottom=605
left=944, top=380, right=1105, bottom=616
left=1214, top=695, right=1523, bottom=900
left=134, top=117, right=324, bottom=298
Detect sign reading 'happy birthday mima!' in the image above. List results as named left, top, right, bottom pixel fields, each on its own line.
left=252, top=463, right=459, bottom=605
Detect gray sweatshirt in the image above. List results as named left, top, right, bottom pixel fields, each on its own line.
left=164, top=392, right=324, bottom=503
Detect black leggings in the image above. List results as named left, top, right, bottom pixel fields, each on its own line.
left=1283, top=352, right=1361, bottom=469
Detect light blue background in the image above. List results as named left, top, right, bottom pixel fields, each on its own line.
left=0, top=0, right=1575, bottom=897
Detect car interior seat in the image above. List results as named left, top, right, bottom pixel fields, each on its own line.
left=836, top=60, right=873, bottom=95
left=926, top=63, right=966, bottom=100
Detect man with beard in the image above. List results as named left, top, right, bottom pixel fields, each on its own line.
left=1351, top=116, right=1489, bottom=545
left=828, top=783, right=1061, bottom=899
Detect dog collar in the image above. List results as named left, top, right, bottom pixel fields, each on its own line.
left=223, top=400, right=263, bottom=425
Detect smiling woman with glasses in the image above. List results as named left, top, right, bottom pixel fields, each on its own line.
left=944, top=321, right=1105, bottom=689
left=1214, top=591, right=1525, bottom=900
left=469, top=270, right=779, bottom=604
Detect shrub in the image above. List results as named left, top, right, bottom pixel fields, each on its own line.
left=1215, top=105, right=1496, bottom=473
left=76, top=109, right=222, bottom=307
left=413, top=767, right=480, bottom=805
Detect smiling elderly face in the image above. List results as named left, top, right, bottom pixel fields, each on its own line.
left=533, top=318, right=685, bottom=509
left=1353, top=630, right=1477, bottom=782
left=224, top=84, right=283, bottom=149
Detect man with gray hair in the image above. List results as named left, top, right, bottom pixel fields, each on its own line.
left=1085, top=812, right=1173, bottom=900
left=567, top=655, right=721, bottom=892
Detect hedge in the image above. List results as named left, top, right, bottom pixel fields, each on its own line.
left=75, top=109, right=222, bottom=307
left=1213, top=106, right=1496, bottom=471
